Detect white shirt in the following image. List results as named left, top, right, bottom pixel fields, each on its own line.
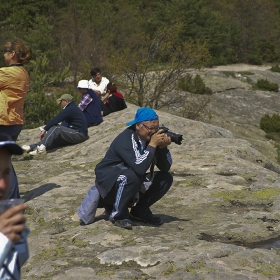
left=0, top=230, right=29, bottom=280
left=88, top=77, right=109, bottom=96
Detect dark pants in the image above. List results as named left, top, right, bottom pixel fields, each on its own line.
left=0, top=124, right=23, bottom=199
left=30, top=125, right=89, bottom=151
left=99, top=170, right=173, bottom=221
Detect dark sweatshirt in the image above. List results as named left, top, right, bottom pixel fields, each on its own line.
left=95, top=126, right=172, bottom=197
left=44, top=101, right=88, bottom=136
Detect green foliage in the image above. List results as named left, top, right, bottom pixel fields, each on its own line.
left=260, top=113, right=280, bottom=133
left=238, top=71, right=254, bottom=76
left=178, top=74, right=212, bottom=95
left=270, top=64, right=280, bottom=73
left=264, top=131, right=280, bottom=163
left=23, top=54, right=72, bottom=128
left=221, top=71, right=235, bottom=78
left=254, top=79, right=279, bottom=92
left=1, top=0, right=280, bottom=72
left=109, top=21, right=210, bottom=109
left=260, top=114, right=280, bottom=162
left=1, top=0, right=280, bottom=125
left=248, top=54, right=262, bottom=65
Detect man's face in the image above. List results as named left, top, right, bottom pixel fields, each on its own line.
left=93, top=72, right=102, bottom=84
left=78, top=88, right=85, bottom=95
left=60, top=100, right=68, bottom=108
left=136, top=120, right=159, bottom=141
left=0, top=148, right=11, bottom=200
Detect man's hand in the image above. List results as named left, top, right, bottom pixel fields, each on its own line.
left=0, top=203, right=27, bottom=244
left=95, top=90, right=101, bottom=96
left=40, top=129, right=46, bottom=140
left=149, top=129, right=171, bottom=148
left=158, top=133, right=171, bottom=149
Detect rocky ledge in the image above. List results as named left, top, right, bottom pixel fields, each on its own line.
left=15, top=65, right=280, bottom=279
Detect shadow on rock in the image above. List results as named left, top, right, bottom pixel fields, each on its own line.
left=22, top=183, right=61, bottom=202
left=131, top=214, right=190, bottom=228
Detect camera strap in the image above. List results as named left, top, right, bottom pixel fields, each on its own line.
left=149, top=156, right=157, bottom=181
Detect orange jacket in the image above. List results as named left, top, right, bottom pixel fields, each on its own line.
left=0, top=66, right=29, bottom=125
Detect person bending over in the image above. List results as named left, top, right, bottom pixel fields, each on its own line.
left=22, top=94, right=89, bottom=155
left=95, top=107, right=173, bottom=229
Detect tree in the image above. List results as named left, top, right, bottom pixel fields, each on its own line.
left=108, top=21, right=210, bottom=109
left=24, top=54, right=71, bottom=128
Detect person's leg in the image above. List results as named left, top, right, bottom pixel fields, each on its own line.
left=0, top=125, right=23, bottom=199
left=40, top=126, right=88, bottom=150
left=130, top=171, right=173, bottom=222
left=102, top=169, right=142, bottom=222
left=97, top=197, right=113, bottom=216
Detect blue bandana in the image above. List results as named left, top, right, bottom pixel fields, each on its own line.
left=126, top=107, right=158, bottom=126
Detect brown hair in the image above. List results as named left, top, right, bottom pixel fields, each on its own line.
left=4, top=39, right=32, bottom=63
left=90, top=67, right=101, bottom=76
left=107, top=82, right=117, bottom=93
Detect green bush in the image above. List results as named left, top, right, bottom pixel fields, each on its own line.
left=178, top=74, right=212, bottom=95
left=23, top=54, right=76, bottom=129
left=260, top=114, right=280, bottom=133
left=254, top=79, right=278, bottom=92
left=248, top=54, right=262, bottom=65
left=270, top=64, right=280, bottom=73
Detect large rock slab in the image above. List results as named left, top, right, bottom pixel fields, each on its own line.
left=14, top=100, right=280, bottom=279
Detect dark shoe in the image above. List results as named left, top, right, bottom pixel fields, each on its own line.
left=102, top=208, right=111, bottom=218
left=129, top=211, right=163, bottom=226
left=113, top=219, right=132, bottom=230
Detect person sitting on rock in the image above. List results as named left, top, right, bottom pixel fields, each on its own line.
left=101, top=82, right=127, bottom=117
left=22, top=94, right=89, bottom=156
left=77, top=79, right=103, bottom=127
left=95, top=107, right=173, bottom=229
left=88, top=67, right=109, bottom=98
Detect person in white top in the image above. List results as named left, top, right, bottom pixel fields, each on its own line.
left=88, top=67, right=109, bottom=98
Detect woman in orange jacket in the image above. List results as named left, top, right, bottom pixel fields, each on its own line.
left=0, top=39, right=32, bottom=198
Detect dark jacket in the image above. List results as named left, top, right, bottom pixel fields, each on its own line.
left=44, top=101, right=88, bottom=136
left=103, top=92, right=127, bottom=116
left=81, top=89, right=103, bottom=125
left=95, top=127, right=172, bottom=197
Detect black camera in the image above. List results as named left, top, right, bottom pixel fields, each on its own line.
left=157, top=125, right=183, bottom=145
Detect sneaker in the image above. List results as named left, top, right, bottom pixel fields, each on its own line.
left=22, top=145, right=31, bottom=153
left=29, top=144, right=46, bottom=156
left=102, top=208, right=112, bottom=217
left=130, top=210, right=163, bottom=226
left=113, top=219, right=132, bottom=230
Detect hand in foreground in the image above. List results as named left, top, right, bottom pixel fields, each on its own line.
left=40, top=130, right=46, bottom=140
left=0, top=203, right=27, bottom=244
left=149, top=129, right=171, bottom=148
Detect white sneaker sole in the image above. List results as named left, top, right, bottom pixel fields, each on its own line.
left=22, top=146, right=31, bottom=153
left=29, top=150, right=46, bottom=156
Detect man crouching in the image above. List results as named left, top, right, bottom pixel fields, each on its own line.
left=95, top=107, right=173, bottom=229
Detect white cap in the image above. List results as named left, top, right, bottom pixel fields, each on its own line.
left=77, top=80, right=89, bottom=89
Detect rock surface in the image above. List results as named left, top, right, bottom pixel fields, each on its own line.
left=15, top=64, right=280, bottom=279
